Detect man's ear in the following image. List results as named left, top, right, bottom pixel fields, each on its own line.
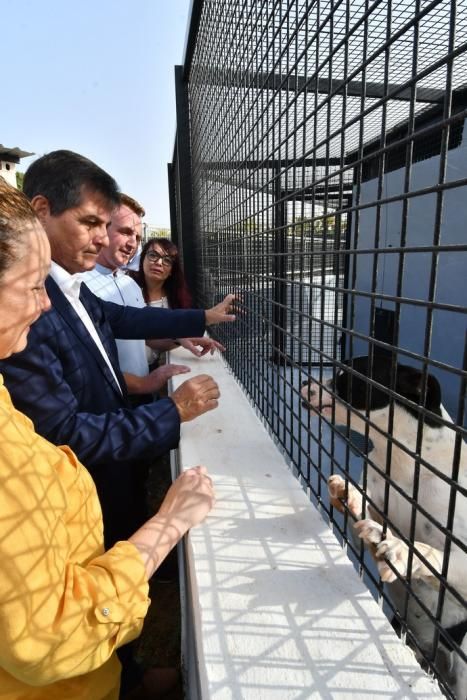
left=30, top=195, right=52, bottom=224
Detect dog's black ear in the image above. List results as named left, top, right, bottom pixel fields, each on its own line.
left=395, top=365, right=442, bottom=420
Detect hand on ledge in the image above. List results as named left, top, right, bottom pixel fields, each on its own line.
left=125, top=364, right=191, bottom=395
left=178, top=336, right=226, bottom=357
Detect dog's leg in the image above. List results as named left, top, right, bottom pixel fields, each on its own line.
left=355, top=521, right=467, bottom=698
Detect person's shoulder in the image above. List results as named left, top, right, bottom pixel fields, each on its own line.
left=81, top=269, right=113, bottom=298
left=120, top=271, right=139, bottom=287
left=118, top=273, right=145, bottom=307
left=81, top=269, right=102, bottom=283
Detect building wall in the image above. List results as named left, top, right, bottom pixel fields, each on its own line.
left=0, top=160, right=17, bottom=187
left=348, top=118, right=467, bottom=418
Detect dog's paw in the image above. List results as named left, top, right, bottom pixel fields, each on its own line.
left=376, top=539, right=441, bottom=583
left=355, top=522, right=411, bottom=582
left=373, top=536, right=410, bottom=582
left=355, top=523, right=441, bottom=583
left=354, top=520, right=403, bottom=581
left=328, top=475, right=362, bottom=518
left=354, top=518, right=386, bottom=546
left=328, top=474, right=345, bottom=499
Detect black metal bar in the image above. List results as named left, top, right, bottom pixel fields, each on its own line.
left=199, top=157, right=342, bottom=169
left=167, top=160, right=179, bottom=248
left=201, top=66, right=446, bottom=104
left=181, top=0, right=205, bottom=81
left=174, top=64, right=198, bottom=299
left=270, top=176, right=288, bottom=363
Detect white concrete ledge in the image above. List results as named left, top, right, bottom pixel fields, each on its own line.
left=169, top=347, right=442, bottom=699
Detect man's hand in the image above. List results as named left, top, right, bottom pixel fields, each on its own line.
left=178, top=337, right=226, bottom=357
left=171, top=374, right=220, bottom=422
left=205, top=294, right=237, bottom=326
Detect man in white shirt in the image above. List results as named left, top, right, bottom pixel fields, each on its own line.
left=84, top=193, right=224, bottom=399
left=83, top=194, right=193, bottom=398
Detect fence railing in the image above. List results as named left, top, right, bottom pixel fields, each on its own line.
left=170, top=1, right=467, bottom=697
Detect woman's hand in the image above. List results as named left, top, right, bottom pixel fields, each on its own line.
left=157, top=466, right=215, bottom=530
left=143, top=364, right=191, bottom=393
left=128, top=466, right=215, bottom=579
left=178, top=337, right=226, bottom=357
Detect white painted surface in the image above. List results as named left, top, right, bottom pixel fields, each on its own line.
left=0, top=161, right=17, bottom=187
left=170, top=347, right=442, bottom=699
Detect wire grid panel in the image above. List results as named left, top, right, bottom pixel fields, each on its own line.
left=174, top=0, right=467, bottom=696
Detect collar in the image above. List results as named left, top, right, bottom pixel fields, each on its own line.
left=95, top=263, right=127, bottom=279
left=95, top=263, right=116, bottom=276
left=49, top=261, right=86, bottom=297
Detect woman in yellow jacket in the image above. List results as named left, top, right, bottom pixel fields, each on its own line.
left=0, top=178, right=215, bottom=699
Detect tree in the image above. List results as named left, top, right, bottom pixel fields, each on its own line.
left=16, top=171, right=24, bottom=191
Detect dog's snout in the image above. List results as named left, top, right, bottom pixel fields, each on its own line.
left=300, top=381, right=316, bottom=407
left=300, top=377, right=337, bottom=415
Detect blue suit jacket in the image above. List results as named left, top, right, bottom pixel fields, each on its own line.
left=0, top=276, right=206, bottom=544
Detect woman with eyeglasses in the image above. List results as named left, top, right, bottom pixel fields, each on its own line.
left=0, top=178, right=215, bottom=700
left=138, top=237, right=192, bottom=310
left=130, top=238, right=225, bottom=360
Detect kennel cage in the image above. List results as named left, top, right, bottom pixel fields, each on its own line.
left=170, top=1, right=467, bottom=696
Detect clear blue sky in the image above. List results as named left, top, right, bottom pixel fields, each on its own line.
left=2, top=0, right=192, bottom=227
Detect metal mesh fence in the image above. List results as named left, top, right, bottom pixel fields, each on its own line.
left=171, top=1, right=467, bottom=696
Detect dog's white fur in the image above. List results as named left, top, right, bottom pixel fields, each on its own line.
left=301, top=362, right=467, bottom=698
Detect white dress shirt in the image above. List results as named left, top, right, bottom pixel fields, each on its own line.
left=82, top=265, right=149, bottom=377
left=49, top=262, right=123, bottom=393
left=146, top=296, right=169, bottom=364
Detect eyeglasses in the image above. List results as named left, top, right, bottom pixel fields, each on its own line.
left=146, top=251, right=175, bottom=267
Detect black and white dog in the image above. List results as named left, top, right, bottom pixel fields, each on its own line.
left=301, top=356, right=467, bottom=698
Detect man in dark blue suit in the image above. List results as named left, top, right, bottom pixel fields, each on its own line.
left=0, top=150, right=235, bottom=547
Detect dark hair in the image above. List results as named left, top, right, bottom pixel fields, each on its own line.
left=130, top=237, right=193, bottom=308
left=0, top=176, right=39, bottom=280
left=23, top=149, right=120, bottom=215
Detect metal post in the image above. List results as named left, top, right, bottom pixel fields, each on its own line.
left=174, top=64, right=198, bottom=299
left=167, top=160, right=179, bottom=248
left=271, top=165, right=288, bottom=364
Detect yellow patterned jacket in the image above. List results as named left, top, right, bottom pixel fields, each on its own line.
left=0, top=376, right=150, bottom=699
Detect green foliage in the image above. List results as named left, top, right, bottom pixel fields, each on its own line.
left=16, top=171, right=24, bottom=190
